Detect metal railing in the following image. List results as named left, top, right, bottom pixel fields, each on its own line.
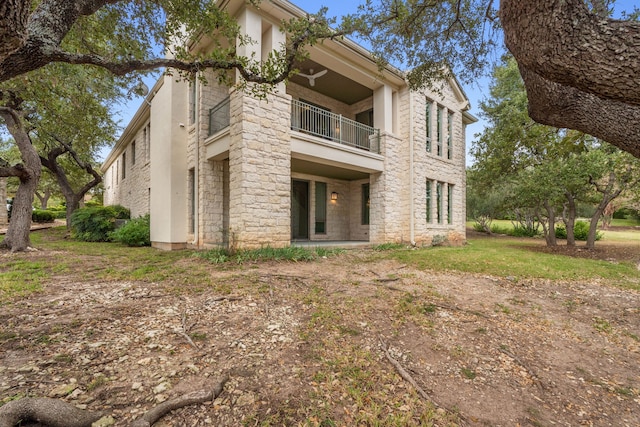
left=291, top=99, right=380, bottom=153
left=208, top=97, right=230, bottom=136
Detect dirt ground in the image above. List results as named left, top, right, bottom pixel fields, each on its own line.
left=1, top=234, right=639, bottom=426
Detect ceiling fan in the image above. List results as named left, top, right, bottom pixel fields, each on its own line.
left=298, top=68, right=328, bottom=87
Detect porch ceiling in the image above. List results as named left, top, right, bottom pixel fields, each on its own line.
left=290, top=59, right=372, bottom=105
left=292, top=158, right=369, bottom=181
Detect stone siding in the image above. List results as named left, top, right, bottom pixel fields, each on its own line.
left=227, top=89, right=292, bottom=249
left=103, top=122, right=151, bottom=218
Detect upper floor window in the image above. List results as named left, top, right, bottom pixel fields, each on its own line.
left=425, top=100, right=432, bottom=153
left=447, top=111, right=453, bottom=160
left=131, top=140, right=136, bottom=165
left=121, top=152, right=126, bottom=180
left=437, top=105, right=444, bottom=156
left=189, top=82, right=196, bottom=125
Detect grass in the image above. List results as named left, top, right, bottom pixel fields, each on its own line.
left=2, top=225, right=639, bottom=305
left=0, top=259, right=49, bottom=298
left=389, top=237, right=640, bottom=290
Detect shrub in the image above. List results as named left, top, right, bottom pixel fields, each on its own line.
left=555, top=221, right=602, bottom=241
left=509, top=225, right=540, bottom=238
left=71, top=205, right=130, bottom=242
left=32, top=209, right=55, bottom=223
left=110, top=214, right=150, bottom=247
left=489, top=224, right=511, bottom=235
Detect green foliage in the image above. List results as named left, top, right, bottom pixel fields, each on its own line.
left=373, top=242, right=406, bottom=251
left=31, top=209, right=55, bottom=223
left=555, top=221, right=602, bottom=241
left=510, top=224, right=541, bottom=238
left=70, top=205, right=130, bottom=242
left=194, top=245, right=344, bottom=264
left=489, top=223, right=512, bottom=235
left=110, top=214, right=151, bottom=247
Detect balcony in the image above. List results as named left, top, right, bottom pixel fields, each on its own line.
left=207, top=97, right=381, bottom=157
left=291, top=100, right=380, bottom=154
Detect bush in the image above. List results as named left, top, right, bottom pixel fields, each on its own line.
left=47, top=205, right=68, bottom=219
left=555, top=221, right=602, bottom=241
left=32, top=209, right=56, bottom=223
left=71, top=205, right=130, bottom=242
left=509, top=224, right=540, bottom=238
left=110, top=214, right=151, bottom=247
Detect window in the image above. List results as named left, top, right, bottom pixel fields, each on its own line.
left=131, top=140, right=136, bottom=165
left=426, top=179, right=433, bottom=223
left=437, top=105, right=444, bottom=156
left=447, top=111, right=453, bottom=160
left=436, top=182, right=443, bottom=224
left=144, top=123, right=150, bottom=162
left=361, top=183, right=370, bottom=225
left=189, top=82, right=196, bottom=125
left=188, top=168, right=195, bottom=233
left=425, top=100, right=432, bottom=152
left=121, top=153, right=126, bottom=180
left=448, top=184, right=454, bottom=224
left=315, top=182, right=327, bottom=234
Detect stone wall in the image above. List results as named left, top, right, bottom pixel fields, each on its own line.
left=410, top=82, right=467, bottom=245
left=227, top=89, right=292, bottom=249
left=103, top=122, right=151, bottom=218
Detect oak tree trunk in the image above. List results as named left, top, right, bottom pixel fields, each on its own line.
left=0, top=107, right=41, bottom=252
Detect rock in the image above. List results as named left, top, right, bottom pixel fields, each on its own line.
left=49, top=383, right=77, bottom=398
left=153, top=381, right=171, bottom=394
left=92, top=416, right=116, bottom=427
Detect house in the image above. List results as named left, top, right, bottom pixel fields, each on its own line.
left=101, top=0, right=477, bottom=250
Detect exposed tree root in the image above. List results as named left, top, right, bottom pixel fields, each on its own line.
left=0, top=397, right=102, bottom=427
left=131, top=375, right=229, bottom=427
left=380, top=339, right=468, bottom=425
left=0, top=375, right=229, bottom=427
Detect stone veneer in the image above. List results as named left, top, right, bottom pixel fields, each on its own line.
left=227, top=89, right=292, bottom=249
left=104, top=72, right=469, bottom=250
left=103, top=122, right=151, bottom=219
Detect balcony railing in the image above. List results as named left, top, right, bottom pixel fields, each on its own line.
left=291, top=99, right=380, bottom=153
left=208, top=97, right=230, bottom=136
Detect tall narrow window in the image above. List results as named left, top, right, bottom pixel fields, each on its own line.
left=189, top=82, right=196, bottom=125
left=144, top=123, right=151, bottom=162
left=361, top=183, right=370, bottom=225
left=437, top=106, right=443, bottom=156
left=426, top=179, right=433, bottom=223
left=315, top=182, right=327, bottom=234
left=425, top=100, right=432, bottom=152
left=447, top=111, right=453, bottom=160
left=121, top=153, right=126, bottom=180
left=131, top=140, right=136, bottom=165
left=188, top=168, right=195, bottom=233
left=448, top=184, right=454, bottom=224
left=436, top=182, right=443, bottom=224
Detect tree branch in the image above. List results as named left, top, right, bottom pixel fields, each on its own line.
left=518, top=65, right=640, bottom=158
left=501, top=0, right=640, bottom=106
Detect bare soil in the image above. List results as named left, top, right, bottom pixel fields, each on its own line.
left=1, top=235, right=639, bottom=426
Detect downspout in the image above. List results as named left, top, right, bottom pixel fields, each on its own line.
left=409, top=91, right=416, bottom=246
left=192, top=74, right=200, bottom=246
